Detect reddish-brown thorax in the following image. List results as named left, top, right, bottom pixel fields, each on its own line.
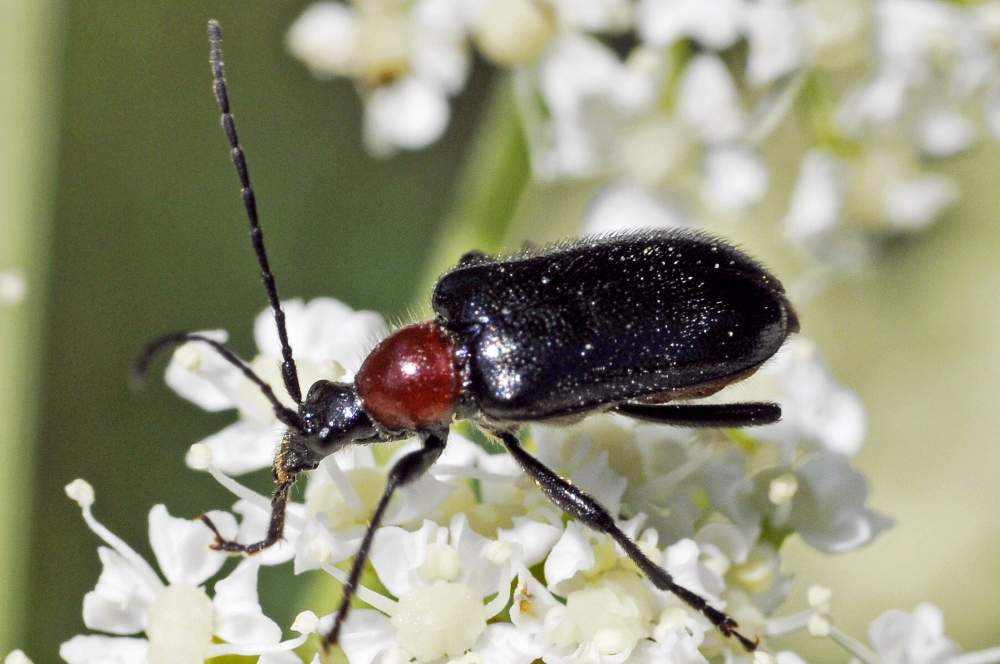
left=356, top=322, right=461, bottom=431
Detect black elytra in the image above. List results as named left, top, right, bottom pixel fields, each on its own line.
left=135, top=20, right=800, bottom=655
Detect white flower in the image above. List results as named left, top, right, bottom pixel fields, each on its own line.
left=723, top=336, right=867, bottom=457
left=293, top=438, right=474, bottom=571
left=288, top=0, right=470, bottom=155
left=520, top=35, right=664, bottom=179
left=700, top=145, right=769, bottom=216
left=166, top=297, right=386, bottom=475
left=61, top=479, right=308, bottom=663
left=335, top=515, right=523, bottom=663
left=745, top=0, right=807, bottom=87
left=469, top=0, right=558, bottom=66
left=797, top=0, right=871, bottom=70
left=582, top=182, right=691, bottom=235
left=676, top=54, right=746, bottom=145
left=529, top=525, right=719, bottom=664
left=4, top=651, right=34, bottom=664
left=636, top=0, right=746, bottom=51
left=533, top=415, right=705, bottom=543
left=707, top=452, right=892, bottom=554
left=783, top=150, right=844, bottom=245
left=782, top=144, right=958, bottom=260
left=868, top=603, right=959, bottom=664
left=836, top=0, right=994, bottom=158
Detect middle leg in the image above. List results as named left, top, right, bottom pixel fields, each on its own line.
left=493, top=428, right=758, bottom=652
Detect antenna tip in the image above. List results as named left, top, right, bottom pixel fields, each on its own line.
left=207, top=20, right=222, bottom=45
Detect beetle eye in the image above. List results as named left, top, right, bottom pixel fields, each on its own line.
left=305, top=379, right=331, bottom=403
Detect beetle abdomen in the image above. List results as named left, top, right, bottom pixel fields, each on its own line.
left=433, top=230, right=798, bottom=421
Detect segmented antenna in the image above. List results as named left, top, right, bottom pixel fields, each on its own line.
left=134, top=332, right=303, bottom=430
left=207, top=20, right=302, bottom=405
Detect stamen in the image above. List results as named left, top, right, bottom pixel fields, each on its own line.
left=203, top=463, right=305, bottom=532
left=827, top=625, right=879, bottom=664
left=65, top=480, right=164, bottom=593
left=319, top=562, right=397, bottom=615
left=765, top=608, right=814, bottom=636
left=948, top=647, right=1000, bottom=664
left=322, top=454, right=363, bottom=513
left=430, top=464, right=520, bottom=484
left=207, top=632, right=310, bottom=657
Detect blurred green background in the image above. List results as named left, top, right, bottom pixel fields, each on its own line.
left=2, top=1, right=999, bottom=661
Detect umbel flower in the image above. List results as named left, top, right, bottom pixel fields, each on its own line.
left=59, top=479, right=312, bottom=663
left=165, top=298, right=892, bottom=662
left=286, top=0, right=1000, bottom=273
left=10, top=297, right=994, bottom=663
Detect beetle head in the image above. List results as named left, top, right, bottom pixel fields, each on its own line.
left=296, top=379, right=377, bottom=455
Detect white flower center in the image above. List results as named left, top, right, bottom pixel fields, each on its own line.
left=146, top=584, right=214, bottom=664
left=419, top=542, right=461, bottom=582
left=474, top=0, right=556, bottom=66
left=769, top=472, right=799, bottom=505
left=391, top=580, right=487, bottom=662
left=550, top=571, right=655, bottom=655
left=309, top=467, right=387, bottom=527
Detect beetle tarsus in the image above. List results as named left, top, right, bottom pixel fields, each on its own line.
left=197, top=474, right=297, bottom=555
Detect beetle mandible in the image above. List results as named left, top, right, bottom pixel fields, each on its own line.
left=138, top=20, right=800, bottom=654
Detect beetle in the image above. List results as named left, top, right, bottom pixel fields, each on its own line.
left=138, top=20, right=799, bottom=654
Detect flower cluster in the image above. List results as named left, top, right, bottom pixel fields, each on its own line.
left=287, top=0, right=1000, bottom=272
left=30, top=297, right=1000, bottom=663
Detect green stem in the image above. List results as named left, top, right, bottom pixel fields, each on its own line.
left=0, top=0, right=60, bottom=652
left=413, top=74, right=530, bottom=300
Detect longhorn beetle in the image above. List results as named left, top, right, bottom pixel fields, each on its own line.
left=137, top=20, right=800, bottom=654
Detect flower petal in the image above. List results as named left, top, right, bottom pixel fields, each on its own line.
left=783, top=150, right=844, bottom=244
left=338, top=609, right=398, bottom=664
left=213, top=560, right=283, bottom=646
left=364, top=78, right=450, bottom=156
left=499, top=517, right=563, bottom=567
left=59, top=635, right=148, bottom=664
left=148, top=505, right=234, bottom=586
left=369, top=520, right=438, bottom=598
left=544, top=521, right=596, bottom=593
left=82, top=547, right=156, bottom=635
left=164, top=330, right=242, bottom=412
left=701, top=145, right=769, bottom=215
left=472, top=623, right=544, bottom=664
left=582, top=183, right=691, bottom=235
left=677, top=54, right=746, bottom=144
left=286, top=2, right=358, bottom=78
left=746, top=1, right=806, bottom=86
left=254, top=298, right=387, bottom=376
left=194, top=419, right=284, bottom=476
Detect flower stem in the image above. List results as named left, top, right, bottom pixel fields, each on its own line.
left=413, top=74, right=530, bottom=299
left=0, top=0, right=61, bottom=650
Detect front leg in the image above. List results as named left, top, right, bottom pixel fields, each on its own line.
left=324, top=429, right=448, bottom=650
left=201, top=433, right=318, bottom=554
left=493, top=428, right=758, bottom=652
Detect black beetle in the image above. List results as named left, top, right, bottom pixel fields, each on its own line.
left=138, top=20, right=798, bottom=654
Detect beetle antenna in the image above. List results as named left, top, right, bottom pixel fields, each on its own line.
left=207, top=19, right=302, bottom=405
left=133, top=332, right=303, bottom=431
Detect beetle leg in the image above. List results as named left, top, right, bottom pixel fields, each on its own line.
left=323, top=429, right=448, bottom=650
left=456, top=250, right=490, bottom=268
left=493, top=428, right=759, bottom=652
left=201, top=477, right=295, bottom=554
left=201, top=434, right=318, bottom=554
left=614, top=402, right=781, bottom=427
